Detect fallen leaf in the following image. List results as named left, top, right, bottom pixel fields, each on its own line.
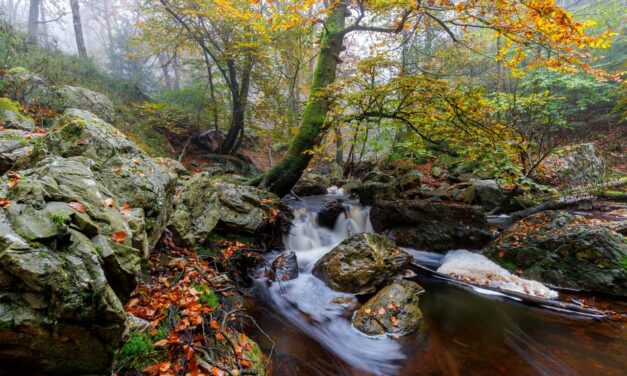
left=112, top=230, right=127, bottom=243
left=154, top=339, right=168, bottom=347
left=68, top=201, right=87, bottom=213
left=104, top=198, right=115, bottom=208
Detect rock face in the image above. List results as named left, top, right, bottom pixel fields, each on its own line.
left=484, top=211, right=627, bottom=296
left=0, top=110, right=177, bottom=374
left=352, top=279, right=424, bottom=336
left=56, top=86, right=116, bottom=123
left=317, top=198, right=344, bottom=228
left=0, top=98, right=35, bottom=131
left=0, top=98, right=40, bottom=174
left=312, top=233, right=412, bottom=294
left=169, top=172, right=220, bottom=247
left=21, top=109, right=177, bottom=253
left=270, top=251, right=299, bottom=282
left=371, top=200, right=492, bottom=252
left=293, top=173, right=330, bottom=196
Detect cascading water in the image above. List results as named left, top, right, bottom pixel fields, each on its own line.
left=252, top=192, right=626, bottom=376
left=255, top=195, right=404, bottom=375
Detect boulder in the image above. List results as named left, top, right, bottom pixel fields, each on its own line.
left=270, top=251, right=299, bottom=282
left=214, top=181, right=292, bottom=242
left=0, top=156, right=150, bottom=374
left=0, top=67, right=54, bottom=107
left=56, top=86, right=116, bottom=123
left=20, top=109, right=177, bottom=253
left=461, top=179, right=510, bottom=210
left=317, top=198, right=344, bottom=228
left=484, top=211, right=627, bottom=296
left=358, top=182, right=400, bottom=206
left=352, top=279, right=424, bottom=336
left=293, top=173, right=330, bottom=196
left=541, top=143, right=606, bottom=187
left=342, top=179, right=362, bottom=197
left=0, top=129, right=45, bottom=175
left=370, top=200, right=492, bottom=252
left=396, top=170, right=422, bottom=192
left=154, top=157, right=188, bottom=177
left=0, top=98, right=35, bottom=131
left=362, top=170, right=395, bottom=184
left=169, top=172, right=220, bottom=247
left=312, top=233, right=412, bottom=294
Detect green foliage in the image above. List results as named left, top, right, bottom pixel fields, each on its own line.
left=119, top=330, right=156, bottom=371
left=194, top=285, right=220, bottom=310
left=0, top=97, right=20, bottom=112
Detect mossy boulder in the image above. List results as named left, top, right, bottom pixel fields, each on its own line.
left=0, top=67, right=54, bottom=107
left=55, top=86, right=115, bottom=122
left=0, top=98, right=35, bottom=131
left=358, top=182, right=400, bottom=206
left=0, top=156, right=151, bottom=374
left=169, top=172, right=220, bottom=247
left=484, top=211, right=627, bottom=296
left=352, top=279, right=424, bottom=336
left=19, top=109, right=177, bottom=253
left=312, top=233, right=412, bottom=294
left=370, top=200, right=492, bottom=252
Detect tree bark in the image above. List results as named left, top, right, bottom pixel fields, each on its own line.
left=258, top=2, right=347, bottom=196
left=27, top=0, right=40, bottom=45
left=70, top=0, right=87, bottom=58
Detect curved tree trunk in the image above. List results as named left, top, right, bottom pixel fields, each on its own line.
left=258, top=2, right=347, bottom=196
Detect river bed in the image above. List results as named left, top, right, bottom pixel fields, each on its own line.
left=248, top=195, right=627, bottom=376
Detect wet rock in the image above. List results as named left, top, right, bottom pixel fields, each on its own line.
left=56, top=86, right=116, bottom=122
left=370, top=200, right=492, bottom=252
left=270, top=251, right=299, bottom=282
left=293, top=173, right=330, bottom=196
left=169, top=172, right=220, bottom=247
left=352, top=279, right=424, bottom=336
left=461, top=179, right=510, bottom=211
left=317, top=199, right=344, bottom=228
left=312, top=233, right=412, bottom=294
left=484, top=211, right=627, bottom=296
left=0, top=129, right=44, bottom=175
left=358, top=182, right=400, bottom=206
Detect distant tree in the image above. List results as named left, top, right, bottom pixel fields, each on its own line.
left=26, top=0, right=39, bottom=44
left=69, top=0, right=87, bottom=57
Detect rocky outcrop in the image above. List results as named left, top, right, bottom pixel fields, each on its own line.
left=56, top=86, right=116, bottom=123
left=0, top=98, right=40, bottom=175
left=541, top=143, right=606, bottom=188
left=370, top=200, right=492, bottom=252
left=270, top=251, right=299, bottom=282
left=484, top=211, right=627, bottom=296
left=293, top=173, right=330, bottom=196
left=0, top=110, right=177, bottom=374
left=0, top=67, right=54, bottom=107
left=312, top=233, right=411, bottom=294
left=352, top=279, right=424, bottom=336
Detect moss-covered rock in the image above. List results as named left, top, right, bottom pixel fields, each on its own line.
left=169, top=172, right=220, bottom=247
left=55, top=85, right=116, bottom=122
left=0, top=98, right=35, bottom=131
left=484, top=211, right=627, bottom=296
left=312, top=233, right=411, bottom=294
left=0, top=156, right=151, bottom=374
left=352, top=279, right=424, bottom=336
left=293, top=173, right=330, bottom=196
left=358, top=182, right=400, bottom=206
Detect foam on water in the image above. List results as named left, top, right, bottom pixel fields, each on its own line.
left=437, top=250, right=558, bottom=299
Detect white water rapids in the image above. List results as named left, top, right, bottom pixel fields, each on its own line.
left=255, top=191, right=558, bottom=375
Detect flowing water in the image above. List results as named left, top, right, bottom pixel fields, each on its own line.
left=250, top=194, right=627, bottom=376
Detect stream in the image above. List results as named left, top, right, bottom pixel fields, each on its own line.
left=249, top=194, right=627, bottom=376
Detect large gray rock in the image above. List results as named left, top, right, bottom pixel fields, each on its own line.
left=358, top=182, right=400, bottom=206
left=20, top=109, right=177, bottom=253
left=56, top=86, right=116, bottom=123
left=169, top=172, right=220, bottom=247
left=0, top=156, right=147, bottom=374
left=541, top=143, right=606, bottom=187
left=0, top=129, right=43, bottom=175
left=461, top=179, right=510, bottom=211
left=352, top=279, right=424, bottom=336
left=0, top=67, right=54, bottom=107
left=370, top=200, right=492, bottom=252
left=484, top=211, right=627, bottom=296
left=312, top=233, right=411, bottom=294
left=0, top=98, right=35, bottom=131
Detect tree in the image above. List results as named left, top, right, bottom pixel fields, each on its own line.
left=26, top=0, right=40, bottom=45
left=69, top=0, right=87, bottom=57
left=255, top=0, right=615, bottom=197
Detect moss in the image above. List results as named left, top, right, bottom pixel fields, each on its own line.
left=119, top=330, right=156, bottom=371
left=0, top=97, right=21, bottom=112
left=50, top=214, right=70, bottom=229
left=6, top=67, right=27, bottom=75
